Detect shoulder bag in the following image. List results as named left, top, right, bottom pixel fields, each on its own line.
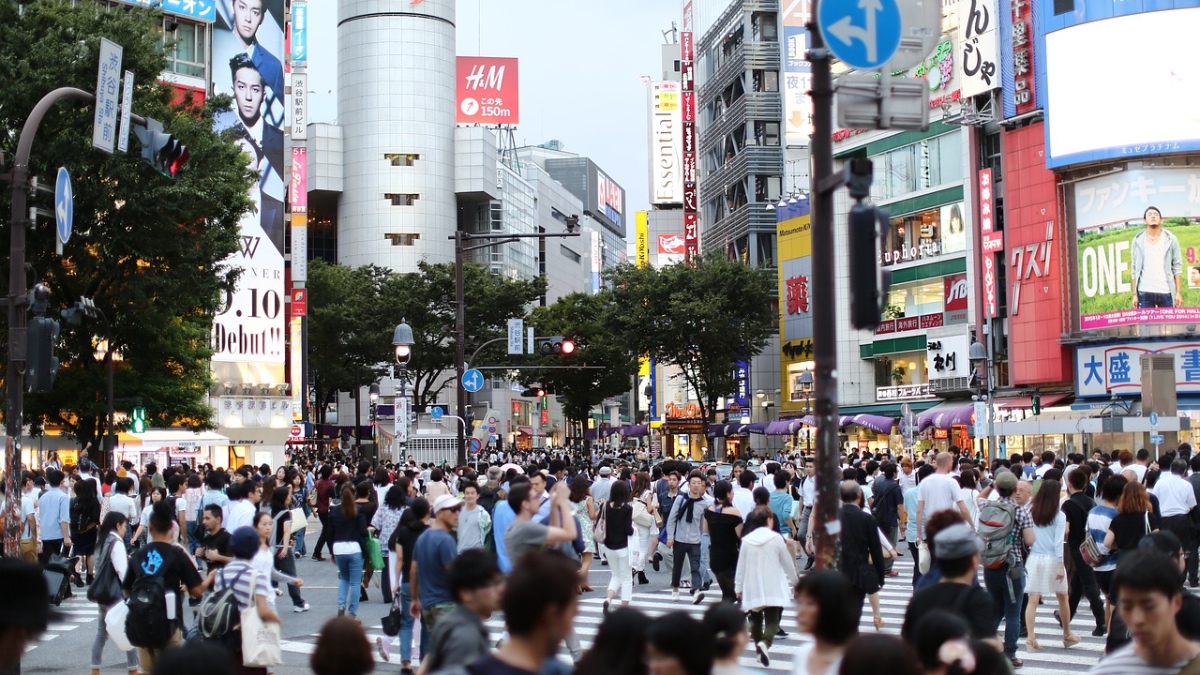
left=86, top=535, right=123, bottom=606
left=593, top=502, right=607, bottom=543
left=241, top=570, right=283, bottom=667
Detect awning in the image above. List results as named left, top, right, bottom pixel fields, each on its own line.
left=996, top=393, right=1071, bottom=410
left=517, top=426, right=535, bottom=436
left=134, top=429, right=230, bottom=451
left=219, top=426, right=291, bottom=447
left=850, top=414, right=896, bottom=434
left=917, top=400, right=973, bottom=432
left=765, top=420, right=791, bottom=435
left=746, top=422, right=771, bottom=434
left=625, top=425, right=649, bottom=437
left=934, top=404, right=976, bottom=430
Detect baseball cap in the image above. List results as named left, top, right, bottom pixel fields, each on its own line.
left=934, top=522, right=983, bottom=560
left=432, top=494, right=464, bottom=513
left=992, top=469, right=1018, bottom=491
left=599, top=466, right=612, bottom=476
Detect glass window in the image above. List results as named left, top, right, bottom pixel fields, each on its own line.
left=871, top=133, right=963, bottom=200
left=161, top=19, right=207, bottom=79
left=881, top=202, right=965, bottom=266
left=875, top=352, right=927, bottom=386
left=885, top=280, right=943, bottom=318
left=385, top=193, right=419, bottom=206
left=754, top=232, right=776, bottom=268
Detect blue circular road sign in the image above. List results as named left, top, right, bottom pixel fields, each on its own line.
left=817, top=0, right=903, bottom=71
left=55, top=167, right=73, bottom=245
left=462, top=368, right=484, bottom=393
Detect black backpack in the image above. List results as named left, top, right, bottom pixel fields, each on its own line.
left=125, top=556, right=172, bottom=648
left=198, top=566, right=249, bottom=640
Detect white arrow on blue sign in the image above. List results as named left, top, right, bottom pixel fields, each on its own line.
left=1151, top=433, right=1165, bottom=445
left=1149, top=412, right=1159, bottom=427
left=55, top=167, right=73, bottom=246
left=462, top=368, right=484, bottom=393
left=431, top=406, right=444, bottom=420
left=818, top=0, right=903, bottom=71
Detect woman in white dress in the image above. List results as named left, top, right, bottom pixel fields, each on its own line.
left=1024, top=479, right=1079, bottom=651
left=630, top=472, right=658, bottom=585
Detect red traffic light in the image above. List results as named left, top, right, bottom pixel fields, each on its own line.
left=560, top=339, right=575, bottom=355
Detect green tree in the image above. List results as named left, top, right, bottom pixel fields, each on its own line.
left=0, top=0, right=255, bottom=453
left=305, top=260, right=392, bottom=425
left=606, top=251, right=775, bottom=435
left=379, top=262, right=545, bottom=410
left=525, top=292, right=637, bottom=426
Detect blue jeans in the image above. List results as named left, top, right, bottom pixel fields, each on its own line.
left=398, top=582, right=426, bottom=663
left=700, top=532, right=713, bottom=585
left=335, top=551, right=365, bottom=616
left=670, top=541, right=703, bottom=590
left=1138, top=291, right=1173, bottom=308
left=983, top=564, right=1026, bottom=658
left=293, top=526, right=307, bottom=556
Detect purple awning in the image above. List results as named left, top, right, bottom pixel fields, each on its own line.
left=798, top=415, right=817, bottom=427
left=746, top=421, right=771, bottom=434
left=935, top=404, right=976, bottom=430
left=838, top=415, right=854, bottom=429
left=765, top=421, right=790, bottom=435
left=851, top=414, right=896, bottom=434
left=626, top=424, right=649, bottom=437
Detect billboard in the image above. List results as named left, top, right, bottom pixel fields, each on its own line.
left=1074, top=167, right=1200, bottom=330
left=290, top=1, right=307, bottom=66
left=681, top=0, right=698, bottom=264
left=456, top=57, right=520, bottom=125
left=957, top=0, right=999, bottom=97
left=650, top=81, right=683, bottom=205
left=1076, top=341, right=1200, bottom=397
left=110, top=0, right=216, bottom=21
left=777, top=203, right=813, bottom=412
left=657, top=234, right=686, bottom=266
left=782, top=0, right=812, bottom=146
left=999, top=0, right=1036, bottom=118
left=211, top=0, right=288, bottom=387
left=1040, top=2, right=1200, bottom=168
left=588, top=165, right=626, bottom=235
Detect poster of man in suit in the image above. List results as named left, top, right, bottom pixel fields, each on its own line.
left=210, top=0, right=287, bottom=384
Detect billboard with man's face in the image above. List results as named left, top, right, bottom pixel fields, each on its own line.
left=1074, top=167, right=1200, bottom=330
left=210, top=0, right=287, bottom=386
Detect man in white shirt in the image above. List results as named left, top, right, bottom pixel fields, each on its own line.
left=1154, top=458, right=1197, bottom=571
left=226, top=480, right=261, bottom=532
left=107, top=477, right=140, bottom=541
left=19, top=472, right=38, bottom=563
left=915, top=452, right=972, bottom=544
left=1034, top=451, right=1056, bottom=478
left=732, top=469, right=757, bottom=522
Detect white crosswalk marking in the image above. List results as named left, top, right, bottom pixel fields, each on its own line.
left=279, top=556, right=1111, bottom=673
left=25, top=594, right=97, bottom=653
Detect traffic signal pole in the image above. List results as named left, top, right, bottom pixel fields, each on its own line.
left=807, top=8, right=843, bottom=571
left=2, top=87, right=147, bottom=560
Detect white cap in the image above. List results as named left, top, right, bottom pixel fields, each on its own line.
left=432, top=494, right=464, bottom=514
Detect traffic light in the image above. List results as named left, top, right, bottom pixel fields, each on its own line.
left=538, top=336, right=576, bottom=356
left=520, top=386, right=546, bottom=398
left=845, top=158, right=890, bottom=331
left=135, top=119, right=188, bottom=177
left=1031, top=391, right=1041, bottom=415
left=131, top=407, right=147, bottom=434
left=26, top=315, right=60, bottom=393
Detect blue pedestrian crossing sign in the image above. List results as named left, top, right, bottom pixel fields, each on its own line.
left=1149, top=412, right=1159, bottom=427
left=461, top=368, right=484, bottom=393
left=817, top=0, right=902, bottom=71
left=1151, top=433, right=1165, bottom=445
left=431, top=406, right=444, bottom=420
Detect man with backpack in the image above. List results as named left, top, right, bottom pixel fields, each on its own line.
left=902, top=522, right=999, bottom=649
left=978, top=469, right=1035, bottom=669
left=196, top=526, right=281, bottom=673
left=122, top=501, right=214, bottom=674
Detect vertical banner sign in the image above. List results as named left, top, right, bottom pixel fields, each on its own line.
left=783, top=0, right=813, bottom=145
left=636, top=211, right=650, bottom=269
left=290, top=288, right=307, bottom=317
left=681, top=0, right=699, bottom=264
left=590, top=231, right=602, bottom=294
left=290, top=147, right=308, bottom=213
left=288, top=315, right=303, bottom=416
left=958, top=0, right=1000, bottom=97
left=211, top=0, right=288, bottom=389
left=117, top=70, right=135, bottom=154
left=650, top=81, right=683, bottom=205
left=636, top=211, right=653, bottom=419
left=291, top=72, right=307, bottom=140
left=1010, top=0, right=1034, bottom=115
left=290, top=1, right=307, bottom=67
left=291, top=217, right=307, bottom=282
left=456, top=57, right=521, bottom=124
left=978, top=169, right=1003, bottom=318
left=93, top=38, right=124, bottom=153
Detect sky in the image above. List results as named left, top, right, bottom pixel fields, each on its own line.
left=306, top=0, right=682, bottom=223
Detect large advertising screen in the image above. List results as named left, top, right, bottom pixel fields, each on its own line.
left=1074, top=167, right=1200, bottom=330
left=649, top=81, right=682, bottom=205
left=1042, top=3, right=1200, bottom=168
left=456, top=57, right=520, bottom=125
left=211, top=0, right=288, bottom=386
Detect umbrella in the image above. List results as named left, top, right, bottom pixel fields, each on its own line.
left=498, top=463, right=525, bottom=475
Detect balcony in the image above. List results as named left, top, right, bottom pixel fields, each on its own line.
left=700, top=145, right=783, bottom=201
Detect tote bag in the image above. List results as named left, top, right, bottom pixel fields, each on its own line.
left=241, top=572, right=283, bottom=667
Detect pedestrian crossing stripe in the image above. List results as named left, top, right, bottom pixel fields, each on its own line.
left=278, top=558, right=1109, bottom=674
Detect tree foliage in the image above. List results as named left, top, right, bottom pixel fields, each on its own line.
left=524, top=292, right=638, bottom=424
left=606, top=251, right=775, bottom=432
left=0, top=0, right=255, bottom=451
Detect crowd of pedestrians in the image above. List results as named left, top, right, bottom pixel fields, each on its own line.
left=4, top=444, right=1200, bottom=675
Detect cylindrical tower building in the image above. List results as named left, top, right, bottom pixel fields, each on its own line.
left=337, top=0, right=457, bottom=269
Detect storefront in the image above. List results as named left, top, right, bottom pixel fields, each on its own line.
left=122, top=429, right=232, bottom=471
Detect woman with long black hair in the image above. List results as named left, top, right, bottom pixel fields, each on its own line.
left=70, top=478, right=102, bottom=585
left=370, top=475, right=410, bottom=605
left=601, top=480, right=635, bottom=614
left=329, top=484, right=368, bottom=619
left=268, top=485, right=309, bottom=613
left=89, top=512, right=136, bottom=675
left=703, top=480, right=743, bottom=604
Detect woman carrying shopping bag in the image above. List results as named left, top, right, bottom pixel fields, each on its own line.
left=216, top=526, right=283, bottom=674
left=89, top=512, right=137, bottom=675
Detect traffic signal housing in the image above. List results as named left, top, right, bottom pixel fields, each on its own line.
left=520, top=386, right=547, bottom=398
left=847, top=203, right=891, bottom=330
left=1031, top=391, right=1041, bottom=415
left=26, top=315, right=60, bottom=393
left=131, top=407, right=147, bottom=434
left=538, top=336, right=576, bottom=356
left=135, top=119, right=188, bottom=177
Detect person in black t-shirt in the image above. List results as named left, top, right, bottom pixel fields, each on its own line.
left=196, top=504, right=233, bottom=572
left=122, top=501, right=213, bottom=674
left=902, top=523, right=1000, bottom=652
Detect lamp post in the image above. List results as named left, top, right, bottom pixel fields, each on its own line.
left=368, top=383, right=379, bottom=457
left=969, top=340, right=996, bottom=463
left=798, top=369, right=815, bottom=455
left=393, top=320, right=414, bottom=464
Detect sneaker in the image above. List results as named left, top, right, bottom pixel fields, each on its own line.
left=275, top=588, right=283, bottom=597
left=376, top=637, right=391, bottom=663
left=775, top=630, right=789, bottom=638
left=294, top=602, right=310, bottom=613
left=294, top=552, right=304, bottom=559
left=701, top=580, right=712, bottom=591
left=692, top=591, right=706, bottom=605
left=651, top=555, right=660, bottom=572
left=671, top=589, right=679, bottom=602
left=755, top=642, right=770, bottom=667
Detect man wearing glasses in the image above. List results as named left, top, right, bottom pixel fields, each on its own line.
left=410, top=494, right=465, bottom=633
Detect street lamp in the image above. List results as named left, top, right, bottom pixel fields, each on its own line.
left=969, top=340, right=996, bottom=463
left=393, top=320, right=414, bottom=463
left=368, top=383, right=380, bottom=454
left=798, top=369, right=814, bottom=454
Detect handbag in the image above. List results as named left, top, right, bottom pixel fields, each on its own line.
left=1079, top=531, right=1106, bottom=567
left=381, top=597, right=403, bottom=637
left=241, top=571, right=283, bottom=667
left=632, top=499, right=654, bottom=528
left=306, top=489, right=318, bottom=508
left=365, top=533, right=385, bottom=571
left=105, top=601, right=133, bottom=652
left=593, top=503, right=607, bottom=543
left=290, top=507, right=308, bottom=530
left=87, top=536, right=124, bottom=606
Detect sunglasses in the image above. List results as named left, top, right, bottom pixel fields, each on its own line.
left=444, top=506, right=462, bottom=513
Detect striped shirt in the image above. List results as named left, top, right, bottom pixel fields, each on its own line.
left=214, top=560, right=269, bottom=611
left=1087, top=643, right=1200, bottom=675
